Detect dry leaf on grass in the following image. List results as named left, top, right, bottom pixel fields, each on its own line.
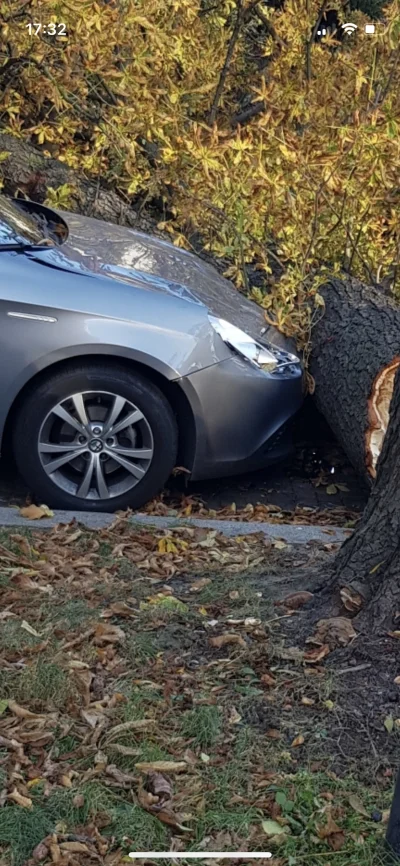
left=101, top=602, right=138, bottom=618
left=209, top=633, right=247, bottom=649
left=145, top=771, right=172, bottom=804
left=261, top=818, right=286, bottom=836
left=135, top=760, right=188, bottom=773
left=32, top=840, right=50, bottom=861
left=93, top=623, right=126, bottom=644
left=291, top=734, right=305, bottom=747
left=105, top=719, right=152, bottom=741
left=8, top=787, right=32, bottom=808
left=317, top=811, right=345, bottom=850
left=7, top=700, right=45, bottom=720
left=348, top=793, right=369, bottom=817
left=190, top=578, right=211, bottom=592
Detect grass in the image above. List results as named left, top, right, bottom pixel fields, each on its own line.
left=0, top=659, right=72, bottom=709
left=180, top=705, right=223, bottom=748
left=0, top=523, right=397, bottom=865
left=0, top=783, right=169, bottom=865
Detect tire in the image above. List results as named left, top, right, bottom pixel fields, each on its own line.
left=13, top=362, right=178, bottom=512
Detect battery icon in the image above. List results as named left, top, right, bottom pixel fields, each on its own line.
left=365, top=23, right=375, bottom=33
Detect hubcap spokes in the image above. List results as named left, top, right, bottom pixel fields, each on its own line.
left=38, top=391, right=154, bottom=500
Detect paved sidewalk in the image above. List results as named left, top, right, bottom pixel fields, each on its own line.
left=0, top=505, right=350, bottom=543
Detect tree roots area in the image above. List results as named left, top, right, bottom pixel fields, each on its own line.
left=0, top=517, right=399, bottom=866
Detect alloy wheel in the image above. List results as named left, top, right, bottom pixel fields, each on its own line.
left=38, top=390, right=154, bottom=500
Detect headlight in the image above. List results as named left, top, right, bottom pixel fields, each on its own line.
left=209, top=315, right=299, bottom=372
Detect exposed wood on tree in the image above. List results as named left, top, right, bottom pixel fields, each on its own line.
left=326, top=365, right=400, bottom=630
left=310, top=277, right=400, bottom=484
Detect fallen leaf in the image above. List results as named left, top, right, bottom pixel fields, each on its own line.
left=20, top=504, right=54, bottom=520
left=106, top=719, right=152, bottom=740
left=228, top=707, right=242, bottom=724
left=340, top=586, right=363, bottom=613
left=60, top=842, right=91, bottom=853
left=190, top=578, right=211, bottom=592
left=21, top=620, right=42, bottom=637
left=279, top=591, right=314, bottom=610
left=7, top=701, right=44, bottom=720
left=261, top=818, right=286, bottom=836
left=32, top=840, right=49, bottom=861
left=384, top=714, right=394, bottom=733
left=301, top=697, right=315, bottom=706
left=310, top=617, right=357, bottom=649
left=209, top=633, right=247, bottom=649
left=394, top=676, right=400, bottom=684
left=266, top=729, right=282, bottom=740
left=348, top=794, right=369, bottom=817
left=291, top=734, right=305, bottom=747
left=135, top=761, right=188, bottom=773
left=318, top=813, right=342, bottom=839
left=8, top=788, right=33, bottom=808
left=326, top=484, right=338, bottom=495
left=260, top=673, right=276, bottom=687
left=272, top=539, right=288, bottom=550
left=304, top=644, right=330, bottom=663
left=101, top=601, right=137, bottom=618
left=145, top=771, right=172, bottom=804
left=94, top=622, right=126, bottom=644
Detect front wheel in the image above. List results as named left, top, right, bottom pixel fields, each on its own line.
left=13, top=362, right=178, bottom=512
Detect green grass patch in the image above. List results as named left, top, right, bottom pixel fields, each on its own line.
left=180, top=705, right=223, bottom=748
left=0, top=659, right=72, bottom=709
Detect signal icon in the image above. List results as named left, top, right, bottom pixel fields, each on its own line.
left=341, top=22, right=358, bottom=34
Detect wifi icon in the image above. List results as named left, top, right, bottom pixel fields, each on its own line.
left=341, top=22, right=358, bottom=34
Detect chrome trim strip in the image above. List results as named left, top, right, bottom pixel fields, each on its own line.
left=7, top=312, right=57, bottom=323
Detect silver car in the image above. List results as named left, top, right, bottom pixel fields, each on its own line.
left=0, top=195, right=303, bottom=512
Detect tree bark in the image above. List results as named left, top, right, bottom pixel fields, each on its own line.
left=327, top=365, right=400, bottom=630
left=0, top=131, right=140, bottom=227
left=310, top=276, right=400, bottom=485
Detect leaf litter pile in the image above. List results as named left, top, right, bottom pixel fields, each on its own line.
left=139, top=493, right=360, bottom=529
left=0, top=517, right=397, bottom=866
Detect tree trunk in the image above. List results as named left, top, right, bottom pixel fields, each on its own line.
left=0, top=131, right=141, bottom=228
left=310, top=277, right=400, bottom=485
left=327, top=364, right=400, bottom=630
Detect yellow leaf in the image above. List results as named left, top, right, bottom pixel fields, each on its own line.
left=20, top=504, right=54, bottom=520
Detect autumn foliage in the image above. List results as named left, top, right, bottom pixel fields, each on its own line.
left=1, top=0, right=400, bottom=342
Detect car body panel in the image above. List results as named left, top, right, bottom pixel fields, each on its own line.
left=179, top=355, right=303, bottom=479
left=0, top=248, right=234, bottom=438
left=0, top=198, right=303, bottom=486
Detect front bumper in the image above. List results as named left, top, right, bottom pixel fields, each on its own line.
left=178, top=354, right=303, bottom=481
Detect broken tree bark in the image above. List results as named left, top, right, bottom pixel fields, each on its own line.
left=310, top=277, right=400, bottom=485
left=326, top=365, right=400, bottom=631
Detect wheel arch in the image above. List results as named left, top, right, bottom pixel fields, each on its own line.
left=2, top=354, right=197, bottom=474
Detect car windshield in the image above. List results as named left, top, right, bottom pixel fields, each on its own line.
left=0, top=195, right=48, bottom=246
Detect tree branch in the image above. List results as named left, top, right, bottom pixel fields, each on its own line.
left=207, top=0, right=244, bottom=125
left=306, top=0, right=328, bottom=83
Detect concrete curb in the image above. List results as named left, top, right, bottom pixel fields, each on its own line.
left=0, top=506, right=350, bottom=544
